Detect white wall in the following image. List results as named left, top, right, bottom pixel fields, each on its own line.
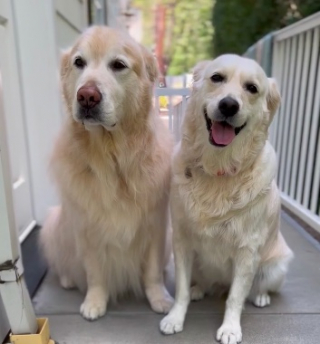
left=0, top=1, right=36, bottom=239
left=12, top=0, right=89, bottom=226
left=55, top=0, right=88, bottom=49
left=105, top=0, right=125, bottom=29
left=13, top=0, right=64, bottom=226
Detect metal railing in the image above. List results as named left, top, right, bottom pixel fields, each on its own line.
left=154, top=74, right=191, bottom=141
left=270, top=12, right=320, bottom=232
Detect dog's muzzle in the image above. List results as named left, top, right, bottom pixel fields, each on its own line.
left=76, top=83, right=103, bottom=123
left=204, top=106, right=246, bottom=147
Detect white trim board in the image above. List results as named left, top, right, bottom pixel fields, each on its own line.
left=281, top=193, right=320, bottom=234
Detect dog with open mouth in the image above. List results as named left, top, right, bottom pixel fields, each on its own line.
left=160, top=55, right=293, bottom=343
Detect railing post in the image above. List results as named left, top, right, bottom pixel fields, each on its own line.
left=0, top=98, right=38, bottom=335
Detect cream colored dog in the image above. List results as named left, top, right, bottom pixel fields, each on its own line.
left=160, top=55, right=293, bottom=343
left=40, top=26, right=174, bottom=321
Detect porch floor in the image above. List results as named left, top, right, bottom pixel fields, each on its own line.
left=33, top=211, right=320, bottom=344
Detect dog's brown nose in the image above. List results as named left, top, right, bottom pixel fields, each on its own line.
left=77, top=84, right=102, bottom=109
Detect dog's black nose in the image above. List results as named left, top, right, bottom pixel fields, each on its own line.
left=218, top=97, right=239, bottom=117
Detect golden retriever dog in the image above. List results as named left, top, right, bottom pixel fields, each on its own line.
left=40, top=26, right=174, bottom=321
left=160, top=55, right=293, bottom=343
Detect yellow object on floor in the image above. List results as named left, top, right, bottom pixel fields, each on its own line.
left=9, top=318, right=54, bottom=344
left=159, top=95, right=168, bottom=108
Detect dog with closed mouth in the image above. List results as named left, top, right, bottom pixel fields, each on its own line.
left=40, top=26, right=174, bottom=321
left=160, top=54, right=293, bottom=343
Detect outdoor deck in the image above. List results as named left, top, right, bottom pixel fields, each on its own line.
left=33, top=211, right=320, bottom=344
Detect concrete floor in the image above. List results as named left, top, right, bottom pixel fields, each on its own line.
left=33, top=212, right=320, bottom=344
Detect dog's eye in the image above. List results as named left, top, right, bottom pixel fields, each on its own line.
left=74, top=57, right=86, bottom=69
left=245, top=83, right=258, bottom=94
left=110, top=60, right=127, bottom=71
left=210, top=73, right=224, bottom=83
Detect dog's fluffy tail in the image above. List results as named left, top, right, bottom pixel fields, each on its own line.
left=39, top=206, right=62, bottom=271
left=39, top=206, right=61, bottom=275
left=39, top=206, right=86, bottom=292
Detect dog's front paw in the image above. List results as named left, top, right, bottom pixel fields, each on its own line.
left=80, top=298, right=107, bottom=321
left=190, top=285, right=205, bottom=301
left=150, top=294, right=174, bottom=314
left=146, top=285, right=174, bottom=314
left=253, top=293, right=270, bottom=308
left=216, top=323, right=242, bottom=344
left=160, top=314, right=184, bottom=335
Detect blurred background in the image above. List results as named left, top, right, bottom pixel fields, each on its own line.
left=127, top=0, right=320, bottom=77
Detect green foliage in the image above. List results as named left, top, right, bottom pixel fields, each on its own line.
left=288, top=0, right=320, bottom=24
left=132, top=0, right=214, bottom=75
left=133, top=0, right=155, bottom=47
left=213, top=0, right=285, bottom=56
left=167, top=0, right=214, bottom=75
left=133, top=0, right=320, bottom=75
left=212, top=0, right=320, bottom=56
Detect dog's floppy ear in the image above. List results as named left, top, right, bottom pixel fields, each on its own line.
left=141, top=46, right=159, bottom=83
left=267, top=78, right=281, bottom=117
left=60, top=48, right=72, bottom=80
left=193, top=60, right=210, bottom=83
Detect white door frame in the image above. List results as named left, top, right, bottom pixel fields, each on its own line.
left=0, top=3, right=37, bottom=335
left=12, top=0, right=63, bottom=228
left=0, top=0, right=36, bottom=241
left=0, top=89, right=38, bottom=335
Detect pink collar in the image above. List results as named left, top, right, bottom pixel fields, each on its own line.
left=216, top=170, right=227, bottom=176
left=196, top=166, right=237, bottom=177
left=216, top=166, right=237, bottom=176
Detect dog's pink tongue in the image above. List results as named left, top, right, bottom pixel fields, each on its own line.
left=211, top=122, right=235, bottom=145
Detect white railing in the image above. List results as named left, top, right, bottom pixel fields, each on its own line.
left=154, top=74, right=191, bottom=141
left=270, top=12, right=320, bottom=232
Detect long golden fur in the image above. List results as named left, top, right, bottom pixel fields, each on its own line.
left=40, top=26, right=173, bottom=321
left=160, top=55, right=293, bottom=343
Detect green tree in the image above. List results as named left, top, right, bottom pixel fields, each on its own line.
left=167, top=0, right=214, bottom=75
left=213, top=0, right=286, bottom=56
left=212, top=0, right=320, bottom=56
left=133, top=0, right=214, bottom=75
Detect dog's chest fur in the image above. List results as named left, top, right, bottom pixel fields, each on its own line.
left=53, top=123, right=171, bottom=247
left=175, top=142, right=276, bottom=230
left=179, top=166, right=267, bottom=228
left=173, top=144, right=278, bottom=259
left=177, top=165, right=272, bottom=282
